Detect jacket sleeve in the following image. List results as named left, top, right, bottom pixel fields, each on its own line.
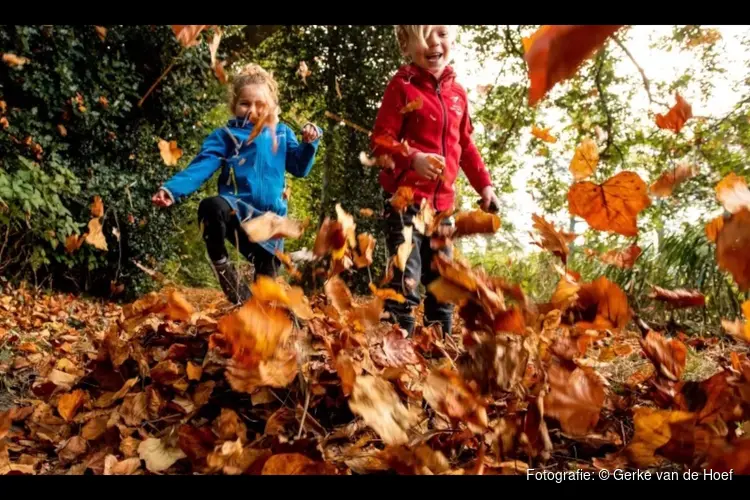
left=285, top=123, right=322, bottom=178
left=161, top=129, right=227, bottom=203
left=370, top=77, right=420, bottom=172
left=458, top=95, right=493, bottom=194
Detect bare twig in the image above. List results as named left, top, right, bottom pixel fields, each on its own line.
left=611, top=35, right=668, bottom=108
left=297, top=388, right=311, bottom=439
left=0, top=224, right=9, bottom=268
left=594, top=51, right=615, bottom=159
left=138, top=46, right=188, bottom=108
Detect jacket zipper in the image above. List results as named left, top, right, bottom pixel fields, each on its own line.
left=434, top=82, right=447, bottom=208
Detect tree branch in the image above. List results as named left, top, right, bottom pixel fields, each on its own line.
left=611, top=35, right=669, bottom=108
left=503, top=25, right=524, bottom=58
left=594, top=52, right=614, bottom=158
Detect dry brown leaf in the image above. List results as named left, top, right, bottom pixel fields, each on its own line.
left=95, top=377, right=138, bottom=408
left=348, top=375, right=420, bottom=446
left=187, top=362, right=202, bottom=381
left=650, top=162, right=698, bottom=198
left=138, top=437, right=187, bottom=473
left=648, top=286, right=706, bottom=309
left=641, top=330, right=688, bottom=381
left=544, top=363, right=605, bottom=436
left=454, top=210, right=501, bottom=237
left=394, top=226, right=413, bottom=272
left=626, top=407, right=695, bottom=467
left=214, top=408, right=248, bottom=442
left=353, top=233, right=376, bottom=268
left=81, top=415, right=109, bottom=441
left=574, top=276, right=630, bottom=330
left=171, top=25, right=210, bottom=47
left=597, top=244, right=642, bottom=269
left=57, top=436, right=87, bottom=464
left=261, top=453, right=336, bottom=475
left=423, top=368, right=488, bottom=432
left=85, top=217, right=108, bottom=251
left=104, top=455, right=142, bottom=475
left=120, top=392, right=148, bottom=427
left=242, top=212, right=306, bottom=242
left=530, top=213, right=576, bottom=263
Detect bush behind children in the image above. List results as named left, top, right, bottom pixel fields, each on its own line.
left=153, top=26, right=501, bottom=338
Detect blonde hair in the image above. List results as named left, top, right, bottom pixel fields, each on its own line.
left=394, top=25, right=457, bottom=59
left=229, top=63, right=280, bottom=115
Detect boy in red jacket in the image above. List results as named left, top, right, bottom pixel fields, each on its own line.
left=372, top=25, right=501, bottom=337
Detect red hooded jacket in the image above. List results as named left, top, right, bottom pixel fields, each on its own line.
left=371, top=63, right=492, bottom=212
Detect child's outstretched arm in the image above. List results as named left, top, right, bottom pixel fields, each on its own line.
left=285, top=123, right=322, bottom=178
left=154, top=129, right=228, bottom=206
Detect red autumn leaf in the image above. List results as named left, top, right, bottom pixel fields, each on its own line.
left=544, top=362, right=605, bottom=436
left=529, top=213, right=576, bottom=264
left=523, top=25, right=624, bottom=106
left=641, top=330, right=688, bottom=382
left=655, top=93, right=693, bottom=133
left=648, top=286, right=706, bottom=309
left=567, top=171, right=651, bottom=237
left=650, top=162, right=699, bottom=198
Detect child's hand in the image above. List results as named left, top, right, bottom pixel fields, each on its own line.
left=479, top=186, right=501, bottom=213
left=412, top=152, right=444, bottom=181
left=151, top=189, right=173, bottom=208
left=302, top=123, right=320, bottom=143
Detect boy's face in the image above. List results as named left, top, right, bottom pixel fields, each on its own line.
left=234, top=84, right=271, bottom=124
left=406, top=25, right=454, bottom=77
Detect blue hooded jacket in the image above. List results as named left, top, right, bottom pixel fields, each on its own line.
left=160, top=118, right=322, bottom=256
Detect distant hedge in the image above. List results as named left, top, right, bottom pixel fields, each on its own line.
left=0, top=25, right=225, bottom=298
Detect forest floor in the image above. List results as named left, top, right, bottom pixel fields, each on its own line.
left=0, top=279, right=749, bottom=476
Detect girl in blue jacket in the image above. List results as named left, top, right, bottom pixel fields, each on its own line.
left=151, top=63, right=322, bottom=304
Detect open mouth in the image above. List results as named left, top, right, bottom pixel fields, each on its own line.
left=426, top=52, right=443, bottom=63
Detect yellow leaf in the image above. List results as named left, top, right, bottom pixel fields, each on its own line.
left=158, top=139, right=183, bottom=166
left=569, top=138, right=599, bottom=181
left=85, top=218, right=108, bottom=251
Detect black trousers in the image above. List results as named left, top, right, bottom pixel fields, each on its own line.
left=382, top=197, right=454, bottom=336
left=197, top=196, right=278, bottom=278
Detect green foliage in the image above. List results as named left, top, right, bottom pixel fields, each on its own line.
left=0, top=25, right=226, bottom=298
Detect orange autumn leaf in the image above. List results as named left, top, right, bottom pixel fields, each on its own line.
left=454, top=210, right=501, bottom=237
left=171, top=25, right=210, bottom=47
left=373, top=135, right=409, bottom=157
left=641, top=330, right=687, bottom=382
left=297, top=61, right=311, bottom=84
left=2, top=53, right=30, bottom=68
left=530, top=126, right=557, bottom=143
left=529, top=213, right=576, bottom=264
left=721, top=300, right=750, bottom=344
left=359, top=152, right=395, bottom=170
left=574, top=276, right=630, bottom=330
left=90, top=196, right=104, bottom=218
left=544, top=363, right=605, bottom=436
left=353, top=233, right=375, bottom=269
left=400, top=96, right=423, bottom=114
left=716, top=209, right=750, bottom=291
left=493, top=306, right=526, bottom=335
left=648, top=286, right=706, bottom=309
left=705, top=215, right=725, bottom=243
left=655, top=93, right=693, bottom=133
left=597, top=244, right=641, bottom=269
left=359, top=208, right=374, bottom=217
left=550, top=270, right=580, bottom=311
left=218, top=298, right=294, bottom=367
left=164, top=290, right=195, bottom=322
left=250, top=276, right=314, bottom=320
left=57, top=390, right=86, bottom=422
left=626, top=407, right=696, bottom=467
left=567, top=171, right=651, bottom=237
left=423, top=368, right=488, bottom=432
left=94, top=26, right=107, bottom=41
left=65, top=234, right=85, bottom=254
left=715, top=173, right=750, bottom=214
left=390, top=186, right=414, bottom=213
left=569, top=138, right=599, bottom=181
left=158, top=139, right=183, bottom=166
left=261, top=453, right=336, bottom=475
left=369, top=283, right=406, bottom=303
left=523, top=25, right=624, bottom=106
left=650, top=162, right=698, bottom=198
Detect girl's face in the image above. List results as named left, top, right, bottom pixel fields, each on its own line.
left=406, top=25, right=454, bottom=78
left=233, top=83, right=272, bottom=124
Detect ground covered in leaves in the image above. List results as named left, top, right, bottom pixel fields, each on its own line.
left=2, top=254, right=750, bottom=476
